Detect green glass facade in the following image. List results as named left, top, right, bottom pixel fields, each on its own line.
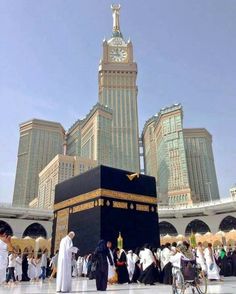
left=142, top=105, right=220, bottom=205
left=156, top=106, right=191, bottom=203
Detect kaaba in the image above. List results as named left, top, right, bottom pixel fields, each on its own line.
left=52, top=165, right=160, bottom=255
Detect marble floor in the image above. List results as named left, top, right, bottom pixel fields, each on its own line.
left=1, top=277, right=236, bottom=293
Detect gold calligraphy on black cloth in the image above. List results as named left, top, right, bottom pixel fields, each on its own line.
left=54, top=188, right=157, bottom=212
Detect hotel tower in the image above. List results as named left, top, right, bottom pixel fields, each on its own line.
left=98, top=4, right=140, bottom=172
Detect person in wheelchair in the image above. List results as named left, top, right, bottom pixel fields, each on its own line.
left=181, top=241, right=194, bottom=260
left=171, top=243, right=207, bottom=294
left=170, top=242, right=197, bottom=281
left=170, top=242, right=194, bottom=269
left=170, top=244, right=185, bottom=269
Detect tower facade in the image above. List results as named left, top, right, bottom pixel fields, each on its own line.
left=67, top=103, right=112, bottom=166
left=142, top=105, right=220, bottom=205
left=183, top=128, right=220, bottom=202
left=13, top=119, right=65, bottom=206
left=142, top=116, right=158, bottom=178
left=80, top=103, right=112, bottom=166
left=36, top=154, right=97, bottom=209
left=98, top=4, right=140, bottom=172
left=66, top=119, right=83, bottom=157
left=142, top=104, right=193, bottom=205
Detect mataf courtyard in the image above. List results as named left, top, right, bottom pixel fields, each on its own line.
left=1, top=277, right=236, bottom=294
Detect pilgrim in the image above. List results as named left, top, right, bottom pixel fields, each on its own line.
left=56, top=231, right=78, bottom=292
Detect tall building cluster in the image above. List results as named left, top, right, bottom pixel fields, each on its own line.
left=142, top=104, right=220, bottom=205
left=12, top=4, right=220, bottom=208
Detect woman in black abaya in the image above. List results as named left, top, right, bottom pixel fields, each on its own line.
left=115, top=248, right=129, bottom=284
left=94, top=240, right=113, bottom=291
left=21, top=253, right=30, bottom=281
left=218, top=248, right=232, bottom=277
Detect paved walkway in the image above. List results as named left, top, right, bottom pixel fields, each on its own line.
left=1, top=277, right=236, bottom=293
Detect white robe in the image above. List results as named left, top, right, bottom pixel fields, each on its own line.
left=0, top=239, right=8, bottom=283
left=107, top=249, right=116, bottom=280
left=161, top=247, right=172, bottom=270
left=82, top=258, right=88, bottom=276
left=15, top=256, right=22, bottom=280
left=56, top=235, right=74, bottom=292
left=196, top=247, right=207, bottom=272
left=155, top=249, right=161, bottom=265
left=71, top=257, right=78, bottom=277
left=27, top=258, right=36, bottom=280
left=35, top=260, right=41, bottom=279
left=170, top=252, right=184, bottom=269
left=126, top=252, right=136, bottom=281
left=76, top=257, right=83, bottom=277
left=142, top=248, right=155, bottom=271
left=204, top=247, right=220, bottom=280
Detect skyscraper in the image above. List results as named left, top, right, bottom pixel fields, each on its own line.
left=67, top=103, right=112, bottom=166
left=142, top=104, right=220, bottom=205
left=141, top=116, right=158, bottom=178
left=143, top=104, right=192, bottom=205
left=98, top=4, right=140, bottom=172
left=183, top=128, right=220, bottom=202
left=13, top=119, right=65, bottom=206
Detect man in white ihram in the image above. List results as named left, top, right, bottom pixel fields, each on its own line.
left=0, top=228, right=13, bottom=285
left=56, top=231, right=78, bottom=293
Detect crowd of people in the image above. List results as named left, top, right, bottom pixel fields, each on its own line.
left=0, top=227, right=59, bottom=287
left=1, top=227, right=236, bottom=292
left=56, top=232, right=236, bottom=292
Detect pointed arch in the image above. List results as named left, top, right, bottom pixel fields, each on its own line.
left=159, top=221, right=178, bottom=236
left=0, top=220, right=13, bottom=235
left=22, top=223, right=47, bottom=239
left=185, top=219, right=211, bottom=235
left=219, top=216, right=236, bottom=232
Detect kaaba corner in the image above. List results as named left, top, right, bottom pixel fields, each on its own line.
left=52, top=165, right=160, bottom=255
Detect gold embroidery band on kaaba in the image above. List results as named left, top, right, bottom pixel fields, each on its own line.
left=113, top=201, right=128, bottom=209
left=54, top=188, right=157, bottom=211
left=72, top=202, right=95, bottom=213
left=70, top=201, right=157, bottom=214
left=54, top=208, right=69, bottom=252
left=136, top=204, right=149, bottom=212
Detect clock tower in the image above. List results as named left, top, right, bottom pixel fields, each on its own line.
left=98, top=4, right=140, bottom=172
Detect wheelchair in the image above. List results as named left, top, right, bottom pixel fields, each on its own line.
left=172, top=258, right=207, bottom=294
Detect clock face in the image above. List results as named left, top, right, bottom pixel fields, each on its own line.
left=109, top=47, right=127, bottom=62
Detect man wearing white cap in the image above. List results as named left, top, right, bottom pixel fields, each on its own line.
left=56, top=231, right=78, bottom=293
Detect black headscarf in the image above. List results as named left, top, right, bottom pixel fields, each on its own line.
left=96, top=239, right=107, bottom=253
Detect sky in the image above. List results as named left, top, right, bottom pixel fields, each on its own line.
left=0, top=0, right=235, bottom=203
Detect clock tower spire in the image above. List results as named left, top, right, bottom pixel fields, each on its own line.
left=98, top=4, right=140, bottom=173
left=111, top=4, right=122, bottom=38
